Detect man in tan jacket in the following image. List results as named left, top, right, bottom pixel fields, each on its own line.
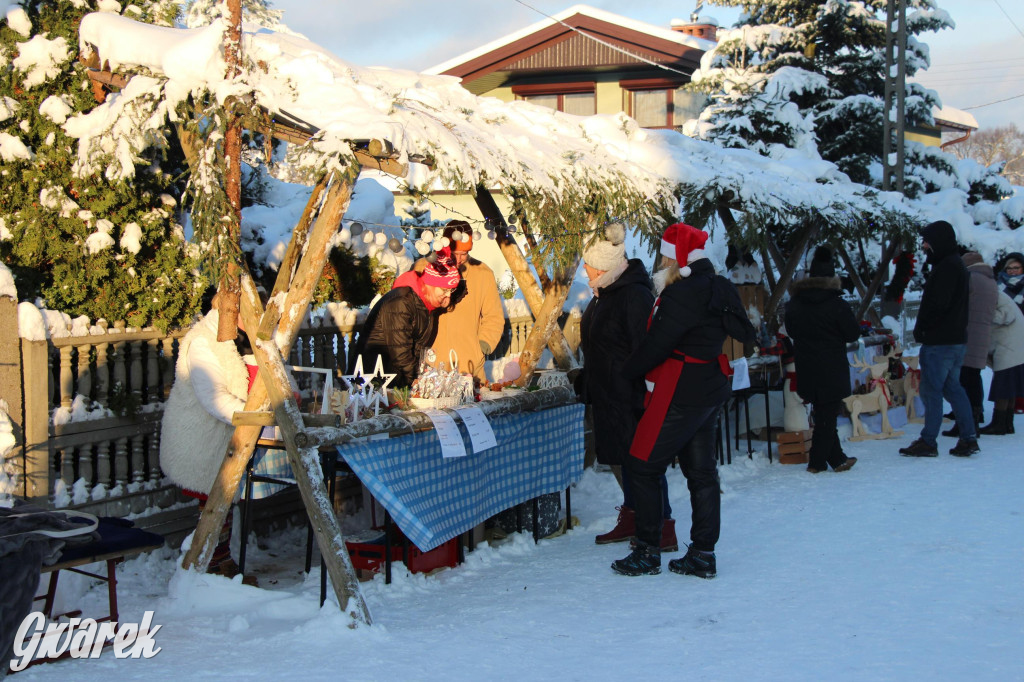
left=416, top=221, right=505, bottom=382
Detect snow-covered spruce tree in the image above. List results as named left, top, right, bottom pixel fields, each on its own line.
left=181, top=0, right=283, bottom=30
left=689, top=0, right=951, bottom=187
left=0, top=0, right=201, bottom=332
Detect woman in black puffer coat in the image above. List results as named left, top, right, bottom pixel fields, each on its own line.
left=578, top=223, right=675, bottom=551
left=784, top=247, right=861, bottom=474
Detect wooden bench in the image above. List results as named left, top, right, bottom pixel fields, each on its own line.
left=37, top=518, right=164, bottom=624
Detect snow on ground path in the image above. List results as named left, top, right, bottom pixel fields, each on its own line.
left=16, top=430, right=1024, bottom=681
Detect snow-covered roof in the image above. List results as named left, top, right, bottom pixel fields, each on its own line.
left=424, top=4, right=715, bottom=77
left=73, top=12, right=674, bottom=219
left=932, top=105, right=978, bottom=131
left=69, top=11, right=957, bottom=250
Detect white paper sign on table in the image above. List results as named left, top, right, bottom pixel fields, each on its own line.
left=424, top=409, right=468, bottom=458
left=452, top=404, right=497, bottom=453
left=731, top=357, right=751, bottom=391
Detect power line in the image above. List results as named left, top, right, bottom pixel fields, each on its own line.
left=961, top=90, right=1024, bottom=110
left=992, top=0, right=1024, bottom=42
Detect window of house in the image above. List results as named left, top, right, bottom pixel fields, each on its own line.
left=514, top=83, right=596, bottom=116
left=673, top=89, right=706, bottom=127
left=622, top=79, right=705, bottom=130
left=633, top=89, right=670, bottom=128
left=524, top=94, right=560, bottom=111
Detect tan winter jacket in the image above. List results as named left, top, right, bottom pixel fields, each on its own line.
left=415, top=257, right=504, bottom=381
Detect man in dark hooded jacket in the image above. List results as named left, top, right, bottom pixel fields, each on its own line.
left=899, top=220, right=979, bottom=457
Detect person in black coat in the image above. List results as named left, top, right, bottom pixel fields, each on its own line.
left=784, top=247, right=860, bottom=474
left=899, top=220, right=978, bottom=457
left=350, top=255, right=461, bottom=388
left=577, top=223, right=675, bottom=551
left=611, top=223, right=755, bottom=579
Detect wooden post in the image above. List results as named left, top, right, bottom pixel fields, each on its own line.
left=19, top=338, right=51, bottom=503
left=181, top=172, right=370, bottom=622
left=473, top=187, right=575, bottom=368
left=239, top=276, right=370, bottom=623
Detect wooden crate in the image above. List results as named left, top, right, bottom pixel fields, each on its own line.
left=776, top=429, right=812, bottom=464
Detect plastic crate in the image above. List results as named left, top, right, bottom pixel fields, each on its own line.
left=346, top=534, right=459, bottom=575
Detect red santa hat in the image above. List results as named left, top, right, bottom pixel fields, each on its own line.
left=660, top=222, right=709, bottom=278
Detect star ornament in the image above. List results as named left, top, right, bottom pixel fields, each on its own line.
left=342, top=355, right=397, bottom=419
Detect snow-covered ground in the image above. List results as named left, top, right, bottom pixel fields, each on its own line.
left=14, top=412, right=1023, bottom=681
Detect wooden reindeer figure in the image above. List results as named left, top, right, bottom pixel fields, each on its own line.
left=844, top=356, right=905, bottom=441
left=902, top=355, right=923, bottom=423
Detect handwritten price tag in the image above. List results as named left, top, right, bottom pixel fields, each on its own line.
left=452, top=404, right=497, bottom=453
left=423, top=409, right=468, bottom=458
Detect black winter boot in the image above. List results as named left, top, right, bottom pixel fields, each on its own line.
left=668, top=544, right=717, bottom=579
left=1006, top=410, right=1015, bottom=435
left=950, top=438, right=980, bottom=457
left=979, top=410, right=1009, bottom=436
left=943, top=406, right=984, bottom=437
left=611, top=541, right=661, bottom=576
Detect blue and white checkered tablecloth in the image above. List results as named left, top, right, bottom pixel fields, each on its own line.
left=337, top=403, right=585, bottom=551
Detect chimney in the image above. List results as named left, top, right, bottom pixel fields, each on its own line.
left=670, top=17, right=718, bottom=42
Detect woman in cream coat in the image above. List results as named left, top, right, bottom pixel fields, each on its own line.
left=159, top=305, right=250, bottom=496
left=980, top=290, right=1024, bottom=435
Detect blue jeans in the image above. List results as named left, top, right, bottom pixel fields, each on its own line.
left=919, top=344, right=976, bottom=444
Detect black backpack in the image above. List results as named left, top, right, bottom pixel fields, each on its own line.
left=708, top=275, right=757, bottom=346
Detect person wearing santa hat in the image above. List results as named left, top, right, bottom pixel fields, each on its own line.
left=577, top=222, right=676, bottom=552
left=611, top=223, right=754, bottom=579
left=350, top=252, right=461, bottom=388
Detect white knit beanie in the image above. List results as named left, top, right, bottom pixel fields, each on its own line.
left=583, top=223, right=627, bottom=272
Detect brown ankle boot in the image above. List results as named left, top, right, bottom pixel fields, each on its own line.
left=595, top=506, right=635, bottom=544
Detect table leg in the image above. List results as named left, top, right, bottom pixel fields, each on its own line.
left=384, top=512, right=392, bottom=585
left=532, top=498, right=540, bottom=543
left=744, top=392, right=754, bottom=458
left=239, top=457, right=255, bottom=574
left=565, top=486, right=572, bottom=533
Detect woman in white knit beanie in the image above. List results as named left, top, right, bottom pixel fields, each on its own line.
left=577, top=223, right=677, bottom=551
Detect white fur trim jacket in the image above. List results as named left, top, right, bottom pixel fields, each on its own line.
left=159, top=311, right=249, bottom=495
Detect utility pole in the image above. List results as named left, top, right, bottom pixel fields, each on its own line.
left=871, top=0, right=908, bottom=319
left=882, top=0, right=906, bottom=194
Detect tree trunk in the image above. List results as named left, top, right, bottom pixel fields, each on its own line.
left=835, top=243, right=882, bottom=326
left=763, top=224, right=818, bottom=331
left=473, top=187, right=575, bottom=369
left=856, top=240, right=900, bottom=321
left=216, top=0, right=244, bottom=342
left=515, top=258, right=579, bottom=384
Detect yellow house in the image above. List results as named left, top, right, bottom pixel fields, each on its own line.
left=424, top=4, right=716, bottom=131
left=906, top=106, right=979, bottom=149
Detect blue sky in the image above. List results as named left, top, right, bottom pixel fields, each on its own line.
left=268, top=0, right=1024, bottom=129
